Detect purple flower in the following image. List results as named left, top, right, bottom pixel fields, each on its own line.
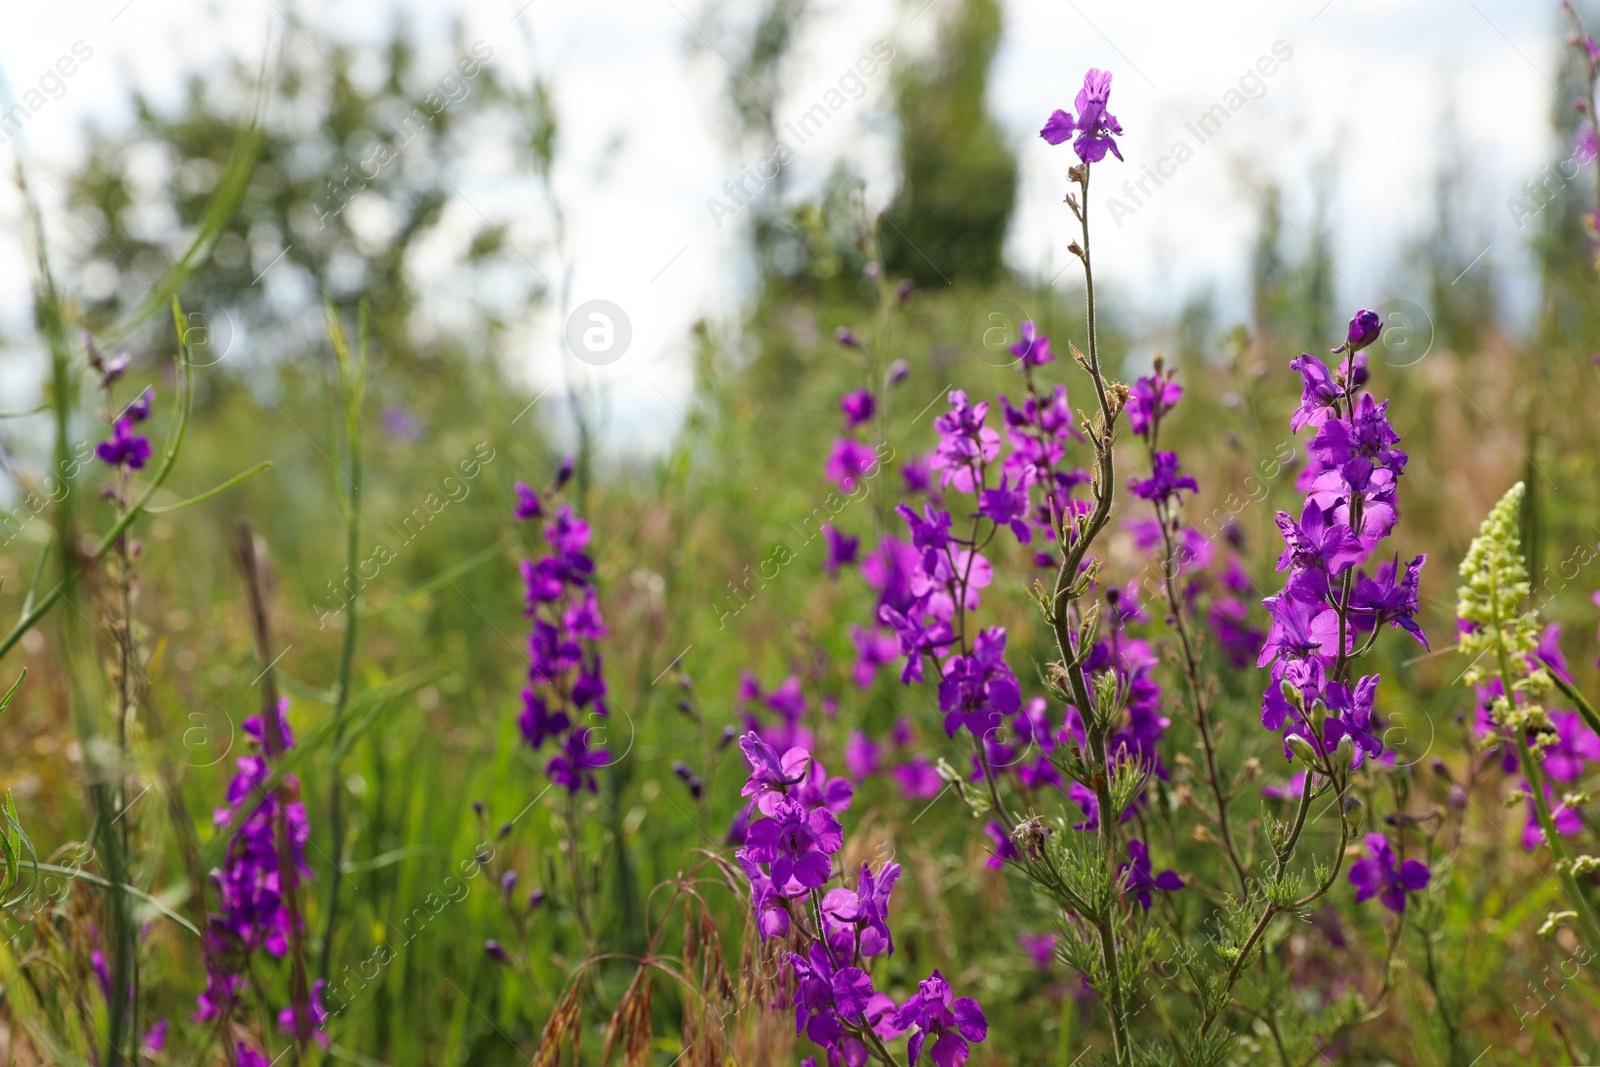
left=1127, top=374, right=1182, bottom=437
left=1288, top=353, right=1342, bottom=433
left=821, top=861, right=901, bottom=957
left=1336, top=309, right=1383, bottom=354
left=841, top=389, right=876, bottom=428
left=849, top=624, right=901, bottom=688
left=518, top=691, right=569, bottom=750
left=1018, top=931, right=1056, bottom=970
left=1349, top=553, right=1428, bottom=648
left=1533, top=623, right=1574, bottom=685
left=1129, top=451, right=1198, bottom=503
left=787, top=942, right=893, bottom=1061
left=1347, top=832, right=1430, bottom=913
left=844, top=730, right=881, bottom=780
left=982, top=820, right=1019, bottom=870
left=978, top=474, right=1032, bottom=543
left=937, top=628, right=1021, bottom=739
left=835, top=326, right=859, bottom=348
left=744, top=796, right=843, bottom=890
left=1320, top=676, right=1384, bottom=767
left=125, top=386, right=155, bottom=423
left=514, top=481, right=543, bottom=520
left=826, top=438, right=878, bottom=493
left=822, top=524, right=860, bottom=576
left=738, top=851, right=792, bottom=938
left=1009, top=321, right=1054, bottom=367
left=1543, top=709, right=1600, bottom=783
left=381, top=405, right=421, bottom=440
left=1274, top=503, right=1365, bottom=577
left=930, top=390, right=1000, bottom=493
left=892, top=757, right=943, bottom=799
left=546, top=728, right=610, bottom=793
left=142, top=1019, right=169, bottom=1054
left=96, top=418, right=152, bottom=470
left=1261, top=771, right=1309, bottom=800
left=893, top=970, right=988, bottom=1067
left=1308, top=393, right=1407, bottom=489
left=1040, top=69, right=1125, bottom=164
left=1118, top=839, right=1183, bottom=910
left=1522, top=780, right=1586, bottom=848
left=1207, top=596, right=1265, bottom=669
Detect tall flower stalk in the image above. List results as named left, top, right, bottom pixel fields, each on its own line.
left=1456, top=481, right=1600, bottom=953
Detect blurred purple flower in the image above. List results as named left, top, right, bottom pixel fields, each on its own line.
left=840, top=389, right=876, bottom=428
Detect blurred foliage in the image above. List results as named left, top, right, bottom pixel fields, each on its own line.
left=882, top=0, right=1017, bottom=287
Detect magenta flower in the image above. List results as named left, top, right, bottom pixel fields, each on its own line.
left=1118, top=839, right=1183, bottom=910
left=1127, top=373, right=1182, bottom=436
left=822, top=524, right=860, bottom=576
left=893, top=970, right=989, bottom=1067
left=1009, top=321, right=1054, bottom=366
left=743, top=796, right=844, bottom=890
left=1129, top=450, right=1198, bottom=503
left=849, top=625, right=900, bottom=688
left=1289, top=353, right=1342, bottom=432
left=892, top=757, right=943, bottom=799
left=844, top=730, right=881, bottom=780
left=1018, top=931, right=1057, bottom=970
left=1347, top=833, right=1430, bottom=913
left=826, top=437, right=877, bottom=493
left=1040, top=69, right=1125, bottom=163
left=514, top=481, right=543, bottom=520
left=978, top=474, right=1032, bottom=543
left=840, top=389, right=876, bottom=428
left=982, top=820, right=1019, bottom=870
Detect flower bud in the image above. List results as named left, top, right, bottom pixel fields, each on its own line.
left=555, top=455, right=576, bottom=488
left=1285, top=734, right=1318, bottom=764
left=1309, top=699, right=1327, bottom=735
left=1337, top=309, right=1382, bottom=354
left=835, top=327, right=859, bottom=348
left=484, top=939, right=509, bottom=963
left=888, top=359, right=909, bottom=385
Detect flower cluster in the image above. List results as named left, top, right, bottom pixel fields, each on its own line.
left=1457, top=482, right=1600, bottom=848
left=733, top=732, right=987, bottom=1066
left=197, top=698, right=326, bottom=1048
left=1257, top=311, right=1427, bottom=767
left=515, top=465, right=611, bottom=793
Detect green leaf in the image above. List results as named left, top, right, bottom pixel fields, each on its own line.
left=145, top=461, right=274, bottom=514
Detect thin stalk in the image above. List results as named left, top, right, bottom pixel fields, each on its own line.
left=319, top=302, right=367, bottom=981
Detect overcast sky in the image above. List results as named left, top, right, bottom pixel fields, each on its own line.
left=0, top=0, right=1571, bottom=453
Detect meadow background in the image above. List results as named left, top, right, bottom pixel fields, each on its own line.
left=0, top=0, right=1598, bottom=1064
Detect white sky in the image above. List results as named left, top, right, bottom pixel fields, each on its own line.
left=0, top=0, right=1572, bottom=454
